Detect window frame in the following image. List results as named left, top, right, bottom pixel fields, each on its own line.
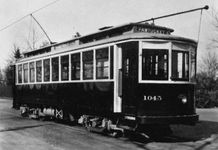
left=61, top=55, right=69, bottom=81
left=96, top=47, right=109, bottom=79
left=15, top=44, right=115, bottom=85
left=71, top=53, right=81, bottom=80
left=23, top=63, right=28, bottom=83
left=18, top=64, right=22, bottom=83
left=52, top=57, right=59, bottom=81
left=43, top=59, right=50, bottom=82
left=36, top=60, right=42, bottom=82
left=139, top=41, right=194, bottom=83
left=83, top=50, right=94, bottom=80
left=139, top=41, right=171, bottom=83
left=29, top=62, right=35, bottom=83
left=141, top=49, right=168, bottom=80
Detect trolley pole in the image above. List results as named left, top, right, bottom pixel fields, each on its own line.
left=30, top=14, right=53, bottom=45
left=136, top=5, right=209, bottom=24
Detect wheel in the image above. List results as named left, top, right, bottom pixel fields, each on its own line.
left=20, top=107, right=29, bottom=117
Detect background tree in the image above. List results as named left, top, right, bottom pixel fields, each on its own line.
left=0, top=69, right=4, bottom=85
left=196, top=52, right=218, bottom=108
left=4, top=44, right=22, bottom=86
left=14, top=47, right=21, bottom=60
left=199, top=51, right=218, bottom=78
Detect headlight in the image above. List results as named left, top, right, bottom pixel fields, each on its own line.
left=178, top=95, right=187, bottom=104
left=181, top=97, right=187, bottom=104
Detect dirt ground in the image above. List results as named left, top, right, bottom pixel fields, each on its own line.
left=1, top=98, right=218, bottom=150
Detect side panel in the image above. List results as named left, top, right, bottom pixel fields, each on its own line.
left=136, top=84, right=195, bottom=116
left=15, top=82, right=114, bottom=117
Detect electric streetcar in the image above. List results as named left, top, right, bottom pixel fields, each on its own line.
left=13, top=22, right=198, bottom=136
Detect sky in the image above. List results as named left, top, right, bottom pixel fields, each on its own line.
left=0, top=0, right=217, bottom=69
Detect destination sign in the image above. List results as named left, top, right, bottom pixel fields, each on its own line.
left=134, top=26, right=171, bottom=35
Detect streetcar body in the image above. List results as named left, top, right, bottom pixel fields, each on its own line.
left=13, top=23, right=198, bottom=131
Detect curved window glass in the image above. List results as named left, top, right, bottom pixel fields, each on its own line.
left=190, top=47, right=196, bottom=82
left=172, top=51, right=189, bottom=81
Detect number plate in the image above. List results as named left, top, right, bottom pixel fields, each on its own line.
left=144, top=95, right=162, bottom=101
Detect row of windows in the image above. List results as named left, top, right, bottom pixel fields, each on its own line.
left=17, top=46, right=114, bottom=84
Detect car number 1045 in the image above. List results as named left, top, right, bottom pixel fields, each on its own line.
left=144, top=96, right=162, bottom=101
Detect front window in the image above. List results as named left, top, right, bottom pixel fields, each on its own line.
left=142, top=49, right=168, bottom=80
left=172, top=51, right=189, bottom=81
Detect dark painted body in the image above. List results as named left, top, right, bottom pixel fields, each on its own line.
left=15, top=82, right=114, bottom=118
left=120, top=41, right=197, bottom=125
left=14, top=40, right=198, bottom=125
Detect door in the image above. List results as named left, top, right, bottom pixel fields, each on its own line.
left=121, top=42, right=138, bottom=116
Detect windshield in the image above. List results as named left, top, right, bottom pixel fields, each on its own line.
left=142, top=49, right=168, bottom=80
left=140, top=42, right=196, bottom=82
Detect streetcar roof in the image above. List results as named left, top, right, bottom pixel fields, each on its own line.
left=20, top=22, right=196, bottom=61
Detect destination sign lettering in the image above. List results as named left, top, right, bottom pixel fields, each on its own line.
left=134, top=26, right=171, bottom=35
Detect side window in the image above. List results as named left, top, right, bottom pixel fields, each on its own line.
left=43, top=59, right=50, bottom=82
left=29, top=62, right=35, bottom=82
left=96, top=48, right=109, bottom=79
left=36, top=61, right=42, bottom=82
left=61, top=55, right=69, bottom=81
left=71, top=53, right=80, bottom=80
left=142, top=49, right=168, bottom=80
left=23, top=63, right=28, bottom=83
left=83, top=50, right=93, bottom=80
left=52, top=57, right=59, bottom=81
left=18, top=64, right=22, bottom=83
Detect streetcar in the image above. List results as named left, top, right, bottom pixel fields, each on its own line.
left=13, top=22, right=198, bottom=136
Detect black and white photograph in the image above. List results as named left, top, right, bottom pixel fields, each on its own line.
left=0, top=0, right=218, bottom=149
